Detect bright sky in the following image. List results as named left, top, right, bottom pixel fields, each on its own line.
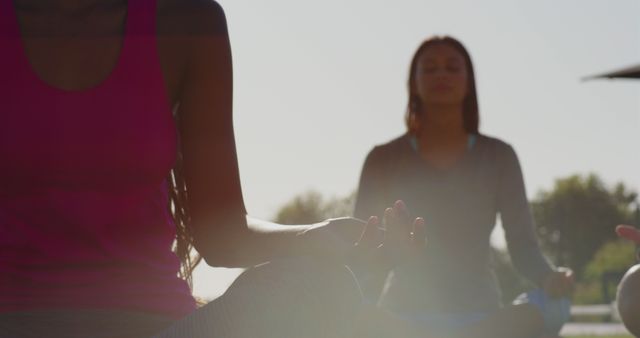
left=192, top=0, right=640, bottom=299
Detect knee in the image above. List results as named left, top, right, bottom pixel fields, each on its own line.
left=225, top=257, right=362, bottom=337
left=231, top=257, right=363, bottom=311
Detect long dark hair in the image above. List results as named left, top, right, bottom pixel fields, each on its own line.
left=169, top=148, right=201, bottom=287
left=405, top=36, right=479, bottom=135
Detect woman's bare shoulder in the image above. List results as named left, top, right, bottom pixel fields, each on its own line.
left=157, top=0, right=228, bottom=36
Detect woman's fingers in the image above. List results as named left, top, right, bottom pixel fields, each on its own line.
left=379, top=200, right=428, bottom=266
left=392, top=200, right=412, bottom=231
left=383, top=200, right=413, bottom=242
left=411, top=217, right=426, bottom=248
left=383, top=207, right=401, bottom=245
left=356, top=216, right=382, bottom=250
left=558, top=268, right=575, bottom=296
left=544, top=268, right=575, bottom=298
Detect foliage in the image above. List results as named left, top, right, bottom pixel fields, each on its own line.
left=531, top=174, right=638, bottom=278
left=572, top=240, right=637, bottom=304
left=274, top=190, right=355, bottom=224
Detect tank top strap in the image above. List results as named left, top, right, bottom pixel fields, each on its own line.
left=0, top=0, right=30, bottom=84
left=126, top=0, right=158, bottom=37
left=0, top=0, right=19, bottom=38
left=0, top=0, right=156, bottom=37
left=117, top=0, right=163, bottom=82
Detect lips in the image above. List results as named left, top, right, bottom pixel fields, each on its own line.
left=430, top=84, right=453, bottom=92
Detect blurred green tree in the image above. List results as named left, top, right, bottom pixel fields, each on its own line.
left=572, top=239, right=637, bottom=304
left=274, top=190, right=355, bottom=224
left=531, top=174, right=638, bottom=278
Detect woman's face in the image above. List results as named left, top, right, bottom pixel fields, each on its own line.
left=414, top=44, right=468, bottom=107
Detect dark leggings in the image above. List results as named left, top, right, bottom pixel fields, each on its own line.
left=0, top=258, right=364, bottom=338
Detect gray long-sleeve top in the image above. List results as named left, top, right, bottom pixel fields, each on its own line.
left=354, top=133, right=553, bottom=313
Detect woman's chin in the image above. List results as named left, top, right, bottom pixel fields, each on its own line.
left=423, top=97, right=463, bottom=106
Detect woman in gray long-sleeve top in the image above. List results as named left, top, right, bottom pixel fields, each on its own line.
left=354, top=36, right=574, bottom=338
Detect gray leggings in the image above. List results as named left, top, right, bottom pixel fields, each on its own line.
left=0, top=258, right=364, bottom=338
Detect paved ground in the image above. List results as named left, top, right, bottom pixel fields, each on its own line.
left=561, top=323, right=630, bottom=336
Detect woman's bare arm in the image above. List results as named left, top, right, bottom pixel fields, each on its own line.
left=175, top=1, right=367, bottom=268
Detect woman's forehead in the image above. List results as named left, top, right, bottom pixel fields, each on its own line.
left=419, top=44, right=464, bottom=63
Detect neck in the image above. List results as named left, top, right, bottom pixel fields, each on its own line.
left=418, top=127, right=467, bottom=150
left=416, top=103, right=467, bottom=145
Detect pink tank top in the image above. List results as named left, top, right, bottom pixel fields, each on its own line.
left=0, top=0, right=196, bottom=318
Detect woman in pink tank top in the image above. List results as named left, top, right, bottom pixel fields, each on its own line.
left=0, top=0, right=426, bottom=337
